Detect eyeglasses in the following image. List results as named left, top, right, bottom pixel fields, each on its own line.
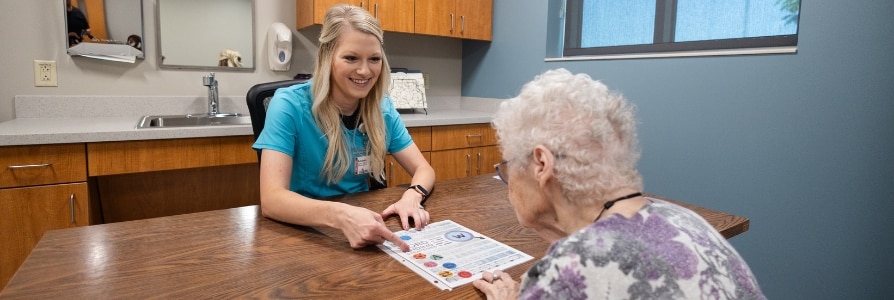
left=494, top=160, right=509, bottom=184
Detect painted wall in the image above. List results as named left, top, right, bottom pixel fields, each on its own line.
left=0, top=0, right=461, bottom=122
left=463, top=1, right=894, bottom=299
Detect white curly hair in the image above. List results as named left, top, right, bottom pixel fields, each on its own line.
left=492, top=68, right=643, bottom=203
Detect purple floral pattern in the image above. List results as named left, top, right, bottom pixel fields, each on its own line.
left=519, top=199, right=765, bottom=300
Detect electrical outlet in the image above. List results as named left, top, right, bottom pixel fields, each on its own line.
left=34, top=60, right=57, bottom=87
left=422, top=73, right=430, bottom=89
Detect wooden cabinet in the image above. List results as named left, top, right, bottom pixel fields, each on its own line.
left=86, top=135, right=256, bottom=176
left=415, top=0, right=493, bottom=41
left=297, top=0, right=415, bottom=34
left=385, top=126, right=431, bottom=187
left=0, top=144, right=89, bottom=289
left=86, top=136, right=260, bottom=223
left=298, top=0, right=492, bottom=40
left=428, top=123, right=500, bottom=181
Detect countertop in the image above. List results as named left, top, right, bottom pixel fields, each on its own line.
left=0, top=96, right=500, bottom=146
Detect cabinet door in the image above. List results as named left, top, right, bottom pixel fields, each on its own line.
left=0, top=183, right=89, bottom=288
left=385, top=151, right=431, bottom=187
left=371, top=0, right=415, bottom=33
left=473, top=145, right=502, bottom=176
left=456, top=0, right=493, bottom=40
left=414, top=0, right=456, bottom=37
left=430, top=148, right=473, bottom=181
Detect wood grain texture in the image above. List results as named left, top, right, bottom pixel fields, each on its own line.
left=96, top=163, right=260, bottom=223
left=87, top=136, right=257, bottom=176
left=0, top=143, right=87, bottom=188
left=1, top=175, right=749, bottom=298
left=430, top=123, right=497, bottom=151
left=0, top=183, right=88, bottom=290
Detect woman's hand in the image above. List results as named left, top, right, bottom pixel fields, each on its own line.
left=473, top=270, right=520, bottom=300
left=336, top=204, right=410, bottom=252
left=381, top=189, right=430, bottom=230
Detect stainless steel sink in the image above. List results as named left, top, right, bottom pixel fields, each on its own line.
left=136, top=114, right=250, bottom=129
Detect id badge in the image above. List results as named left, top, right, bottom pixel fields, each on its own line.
left=354, top=155, right=370, bottom=175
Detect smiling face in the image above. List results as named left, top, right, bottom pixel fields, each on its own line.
left=329, top=27, right=383, bottom=110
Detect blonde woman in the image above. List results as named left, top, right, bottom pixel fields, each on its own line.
left=253, top=4, right=434, bottom=252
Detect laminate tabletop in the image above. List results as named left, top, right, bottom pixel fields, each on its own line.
left=0, top=175, right=749, bottom=299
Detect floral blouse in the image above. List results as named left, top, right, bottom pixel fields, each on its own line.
left=519, top=198, right=765, bottom=300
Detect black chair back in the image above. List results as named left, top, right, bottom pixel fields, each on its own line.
left=246, top=79, right=308, bottom=161
left=245, top=79, right=387, bottom=190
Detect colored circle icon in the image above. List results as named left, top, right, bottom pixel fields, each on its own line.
left=445, top=231, right=474, bottom=242
left=430, top=254, right=444, bottom=260
left=413, top=253, right=427, bottom=259
left=400, top=235, right=411, bottom=241
left=424, top=261, right=438, bottom=268
left=458, top=271, right=472, bottom=278
left=438, top=270, right=454, bottom=278
left=442, top=262, right=457, bottom=269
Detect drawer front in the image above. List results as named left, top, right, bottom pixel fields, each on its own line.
left=87, top=136, right=257, bottom=176
left=0, top=144, right=87, bottom=188
left=430, top=123, right=497, bottom=151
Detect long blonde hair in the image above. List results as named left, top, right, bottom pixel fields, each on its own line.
left=312, top=4, right=390, bottom=185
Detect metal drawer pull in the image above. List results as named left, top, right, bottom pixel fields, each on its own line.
left=466, top=134, right=483, bottom=138
left=69, top=194, right=76, bottom=224
left=477, top=153, right=481, bottom=174
left=8, top=163, right=52, bottom=169
left=461, top=15, right=465, bottom=33
left=450, top=13, right=455, bottom=32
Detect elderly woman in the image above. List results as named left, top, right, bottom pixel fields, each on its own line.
left=473, top=69, right=765, bottom=299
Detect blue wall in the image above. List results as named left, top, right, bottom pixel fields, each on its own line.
left=463, top=1, right=894, bottom=299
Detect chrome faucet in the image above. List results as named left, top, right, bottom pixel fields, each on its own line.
left=203, top=73, right=220, bottom=116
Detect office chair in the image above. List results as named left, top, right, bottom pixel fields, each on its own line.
left=245, top=79, right=387, bottom=190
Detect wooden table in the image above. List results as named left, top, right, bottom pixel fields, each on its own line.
left=0, top=175, right=749, bottom=299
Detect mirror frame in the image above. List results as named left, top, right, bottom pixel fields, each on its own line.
left=155, top=0, right=256, bottom=71
left=64, top=0, right=146, bottom=60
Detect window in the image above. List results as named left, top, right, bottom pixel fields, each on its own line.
left=562, top=0, right=801, bottom=58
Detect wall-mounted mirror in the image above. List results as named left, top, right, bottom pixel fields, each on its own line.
left=156, top=0, right=255, bottom=71
left=65, top=0, right=145, bottom=62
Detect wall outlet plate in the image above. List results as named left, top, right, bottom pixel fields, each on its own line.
left=34, top=60, right=57, bottom=87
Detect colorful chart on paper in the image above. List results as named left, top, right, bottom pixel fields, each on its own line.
left=378, top=220, right=534, bottom=290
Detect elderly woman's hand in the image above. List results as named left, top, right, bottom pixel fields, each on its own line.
left=473, top=270, right=520, bottom=300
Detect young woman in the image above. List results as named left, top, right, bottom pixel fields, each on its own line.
left=253, top=4, right=434, bottom=252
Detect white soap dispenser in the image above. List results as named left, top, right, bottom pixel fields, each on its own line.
left=267, top=22, right=293, bottom=71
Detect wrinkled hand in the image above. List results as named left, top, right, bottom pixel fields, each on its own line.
left=338, top=205, right=409, bottom=252
left=381, top=191, right=430, bottom=231
left=473, top=270, right=519, bottom=300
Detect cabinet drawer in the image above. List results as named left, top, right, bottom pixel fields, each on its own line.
left=87, top=136, right=257, bottom=176
left=431, top=123, right=496, bottom=151
left=0, top=144, right=87, bottom=188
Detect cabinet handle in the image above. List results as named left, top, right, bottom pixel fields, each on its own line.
left=374, top=3, right=378, bottom=18
left=389, top=161, right=394, bottom=183
left=477, top=152, right=481, bottom=174
left=359, top=1, right=364, bottom=9
left=450, top=13, right=455, bottom=33
left=466, top=154, right=471, bottom=176
left=461, top=15, right=465, bottom=34
left=7, top=163, right=52, bottom=169
left=69, top=193, right=76, bottom=224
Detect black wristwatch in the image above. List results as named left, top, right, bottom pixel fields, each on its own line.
left=407, top=185, right=430, bottom=205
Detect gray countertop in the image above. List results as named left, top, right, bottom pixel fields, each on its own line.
left=0, top=96, right=500, bottom=146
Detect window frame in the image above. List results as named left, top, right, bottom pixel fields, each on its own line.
left=561, top=0, right=800, bottom=58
